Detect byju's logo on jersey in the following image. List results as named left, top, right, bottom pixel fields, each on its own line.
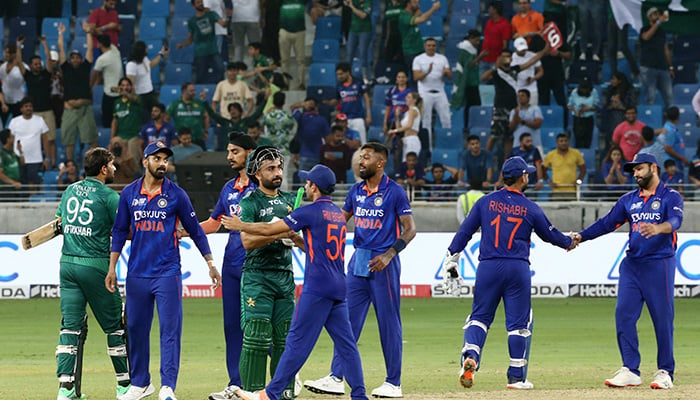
left=132, top=198, right=147, bottom=207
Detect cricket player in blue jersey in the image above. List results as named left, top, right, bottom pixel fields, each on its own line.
left=221, top=164, right=368, bottom=400
left=573, top=153, right=683, bottom=390
left=443, top=156, right=577, bottom=390
left=305, top=142, right=416, bottom=398
left=106, top=142, right=222, bottom=400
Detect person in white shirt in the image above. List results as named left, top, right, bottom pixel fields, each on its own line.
left=212, top=62, right=255, bottom=150
left=8, top=97, right=48, bottom=187
left=412, top=38, right=451, bottom=150
left=511, top=37, right=543, bottom=106
left=0, top=43, right=28, bottom=126
left=204, top=0, right=230, bottom=60
left=389, top=91, right=422, bottom=161
left=231, top=0, right=262, bottom=63
left=92, top=34, right=123, bottom=127
left=126, top=41, right=168, bottom=119
left=509, top=89, right=543, bottom=149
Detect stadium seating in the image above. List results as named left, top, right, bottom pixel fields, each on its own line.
left=452, top=0, right=480, bottom=14
left=142, top=0, right=171, bottom=17
left=17, top=0, right=39, bottom=17
left=431, top=148, right=460, bottom=168
left=39, top=42, right=59, bottom=65
left=673, top=84, right=698, bottom=104
left=540, top=105, right=565, bottom=128
left=308, top=63, right=337, bottom=87
left=9, top=17, right=37, bottom=42
left=419, top=15, right=444, bottom=41
left=682, top=128, right=700, bottom=148
left=139, top=17, right=168, bottom=41
left=469, top=126, right=490, bottom=142
left=580, top=148, right=596, bottom=174
left=120, top=17, right=136, bottom=44
left=116, top=0, right=138, bottom=15
left=479, top=85, right=495, bottom=106
left=74, top=17, right=88, bottom=39
left=541, top=127, right=564, bottom=152
left=160, top=85, right=181, bottom=106
left=42, top=170, right=59, bottom=191
left=41, top=18, right=69, bottom=40
left=93, top=85, right=104, bottom=108
left=678, top=104, right=696, bottom=129
left=673, top=35, right=700, bottom=64
left=169, top=39, right=194, bottom=63
left=434, top=128, right=463, bottom=148
left=307, top=86, right=336, bottom=101
left=468, top=106, right=492, bottom=129
left=420, top=0, right=447, bottom=18
left=76, top=0, right=99, bottom=17
left=568, top=60, right=601, bottom=84
left=637, top=105, right=663, bottom=128
left=98, top=128, right=112, bottom=149
left=673, top=63, right=698, bottom=84
left=368, top=126, right=384, bottom=142
left=174, top=0, right=195, bottom=16
left=374, top=62, right=404, bottom=83
left=0, top=19, right=4, bottom=44
left=172, top=17, right=190, bottom=42
left=312, top=40, right=340, bottom=64
left=61, top=1, right=72, bottom=17
left=372, top=85, right=392, bottom=108
left=351, top=60, right=363, bottom=78
left=530, top=0, right=545, bottom=13
left=444, top=37, right=460, bottom=66
left=601, top=59, right=631, bottom=83
left=370, top=103, right=385, bottom=126
left=448, top=15, right=478, bottom=40
left=165, top=63, right=193, bottom=85
left=315, top=16, right=342, bottom=41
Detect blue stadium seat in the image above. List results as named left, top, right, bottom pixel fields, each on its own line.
left=673, top=63, right=698, bottom=84
left=30, top=193, right=59, bottom=202
left=174, top=0, right=195, bottom=16
left=419, top=15, right=444, bottom=41
left=637, top=105, right=663, bottom=128
left=479, top=85, right=495, bottom=106
left=195, top=84, right=217, bottom=99
left=165, top=63, right=193, bottom=85
left=541, top=127, right=564, bottom=152
left=468, top=106, right=492, bottom=129
left=540, top=105, right=565, bottom=128
left=315, top=16, right=342, bottom=41
left=61, top=1, right=72, bottom=17
left=434, top=127, right=462, bottom=148
left=172, top=17, right=190, bottom=42
left=139, top=17, right=168, bottom=41
left=144, top=40, right=163, bottom=59
left=119, top=37, right=135, bottom=58
left=206, top=127, right=216, bottom=150
left=438, top=109, right=464, bottom=131
left=115, top=0, right=138, bottom=15
left=169, top=39, right=194, bottom=63
left=351, top=60, right=363, bottom=78
left=530, top=0, right=545, bottom=13
left=431, top=148, right=460, bottom=168
left=17, top=0, right=39, bottom=17
left=307, top=86, right=336, bottom=101
left=93, top=85, right=104, bottom=107
left=420, top=0, right=447, bottom=18
left=452, top=0, right=480, bottom=14
left=93, top=103, right=102, bottom=128
left=39, top=42, right=59, bottom=65
left=312, top=40, right=340, bottom=64
left=601, top=59, right=631, bottom=83
left=673, top=84, right=698, bottom=105
left=444, top=37, right=460, bottom=66
left=119, top=17, right=136, bottom=43
left=468, top=126, right=490, bottom=142
left=73, top=17, right=88, bottom=39
left=98, top=128, right=111, bottom=149
left=368, top=126, right=384, bottom=142
left=41, top=18, right=69, bottom=40
left=568, top=61, right=601, bottom=84
left=673, top=35, right=700, bottom=63
left=372, top=85, right=392, bottom=108
left=370, top=103, right=385, bottom=126
left=448, top=14, right=477, bottom=40
left=374, top=62, right=404, bottom=83
left=142, top=0, right=171, bottom=17
left=9, top=17, right=37, bottom=41
left=308, top=63, right=337, bottom=87
left=678, top=104, right=696, bottom=129
left=160, top=85, right=181, bottom=106
left=76, top=0, right=100, bottom=17
left=580, top=148, right=596, bottom=173
left=682, top=128, right=700, bottom=148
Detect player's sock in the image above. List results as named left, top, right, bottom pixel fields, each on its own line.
left=463, top=316, right=489, bottom=368
left=107, top=328, right=130, bottom=386
left=240, top=319, right=273, bottom=391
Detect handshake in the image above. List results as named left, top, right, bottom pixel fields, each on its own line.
left=568, top=232, right=582, bottom=251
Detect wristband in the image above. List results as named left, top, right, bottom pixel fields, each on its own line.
left=391, top=238, right=407, bottom=254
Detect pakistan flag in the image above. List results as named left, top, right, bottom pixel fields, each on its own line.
left=612, top=0, right=700, bottom=34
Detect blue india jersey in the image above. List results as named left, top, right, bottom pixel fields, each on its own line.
left=337, top=79, right=368, bottom=119
left=210, top=176, right=257, bottom=268
left=385, top=86, right=412, bottom=125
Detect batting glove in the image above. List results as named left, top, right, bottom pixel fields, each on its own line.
left=442, top=251, right=462, bottom=296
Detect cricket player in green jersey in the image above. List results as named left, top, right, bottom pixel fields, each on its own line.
left=238, top=146, right=303, bottom=399
left=54, top=147, right=131, bottom=400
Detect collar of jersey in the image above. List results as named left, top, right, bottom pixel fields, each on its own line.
left=504, top=186, right=523, bottom=195
left=343, top=78, right=354, bottom=88
left=234, top=176, right=253, bottom=192
left=140, top=178, right=164, bottom=201
left=362, top=174, right=389, bottom=195
left=637, top=181, right=663, bottom=200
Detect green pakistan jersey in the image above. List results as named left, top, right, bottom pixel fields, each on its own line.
left=55, top=177, right=120, bottom=269
left=238, top=189, right=296, bottom=271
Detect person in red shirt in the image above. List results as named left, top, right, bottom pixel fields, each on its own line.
left=87, top=0, right=121, bottom=47
left=482, top=1, right=512, bottom=78
left=612, top=106, right=645, bottom=161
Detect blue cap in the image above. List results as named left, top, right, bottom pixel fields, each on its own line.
left=502, top=156, right=537, bottom=179
left=143, top=142, right=174, bottom=159
left=298, top=164, right=336, bottom=192
left=624, top=153, right=658, bottom=172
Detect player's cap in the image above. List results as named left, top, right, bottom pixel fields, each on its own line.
left=69, top=49, right=82, bottom=57
left=502, top=156, right=536, bottom=179
left=299, top=164, right=336, bottom=192
left=647, top=7, right=660, bottom=18
left=143, top=142, right=173, bottom=159
left=49, top=50, right=59, bottom=61
left=228, top=132, right=257, bottom=150
left=335, top=113, right=348, bottom=121
left=514, top=37, right=528, bottom=52
left=623, top=153, right=657, bottom=172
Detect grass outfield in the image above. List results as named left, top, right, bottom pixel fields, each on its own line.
left=1, top=298, right=699, bottom=399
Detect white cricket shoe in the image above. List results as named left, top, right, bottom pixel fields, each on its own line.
left=650, top=369, right=673, bottom=389
left=232, top=387, right=266, bottom=400
left=209, top=385, right=239, bottom=400
left=303, top=374, right=345, bottom=395
left=158, top=386, right=176, bottom=400
left=605, top=367, right=642, bottom=387
left=294, top=373, right=302, bottom=397
left=506, top=379, right=534, bottom=390
left=371, top=382, right=402, bottom=398
left=120, top=383, right=156, bottom=400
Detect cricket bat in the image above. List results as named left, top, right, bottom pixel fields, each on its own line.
left=293, top=187, right=305, bottom=209
left=22, top=218, right=62, bottom=250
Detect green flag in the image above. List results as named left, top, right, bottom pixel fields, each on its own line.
left=612, top=0, right=700, bottom=34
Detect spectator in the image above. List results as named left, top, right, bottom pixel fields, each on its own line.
left=511, top=0, right=544, bottom=41
left=511, top=37, right=543, bottom=105
left=659, top=106, right=688, bottom=173
left=310, top=0, right=343, bottom=24
left=334, top=113, right=362, bottom=150
left=380, top=0, right=403, bottom=63
left=204, top=0, right=230, bottom=60
left=458, top=135, right=493, bottom=188
left=202, top=89, right=267, bottom=146
left=111, top=77, right=143, bottom=161
left=139, top=103, right=177, bottom=153
left=607, top=4, right=639, bottom=78
left=542, top=132, right=586, bottom=201
left=278, top=0, right=307, bottom=90
left=18, top=37, right=58, bottom=170
left=413, top=38, right=451, bottom=148
left=481, top=1, right=512, bottom=77
left=639, top=7, right=673, bottom=108
left=530, top=29, right=570, bottom=120
left=577, top=0, right=605, bottom=61
left=109, top=136, right=140, bottom=185
left=425, top=162, right=458, bottom=202
left=383, top=70, right=412, bottom=168
left=398, top=0, right=441, bottom=77
left=247, top=121, right=274, bottom=146
left=345, top=0, right=373, bottom=78
left=320, top=125, right=353, bottom=183
left=9, top=97, right=49, bottom=188
left=261, top=91, right=296, bottom=156
left=87, top=0, right=120, bottom=47
left=167, top=83, right=210, bottom=150
left=612, top=106, right=645, bottom=161
left=602, top=144, right=631, bottom=198
left=509, top=131, right=544, bottom=191
left=231, top=0, right=262, bottom=63
left=637, top=125, right=666, bottom=165
left=58, top=159, right=81, bottom=189
left=687, top=143, right=700, bottom=199
left=169, top=128, right=204, bottom=173
left=0, top=129, right=22, bottom=194
left=291, top=97, right=330, bottom=171
left=451, top=30, right=485, bottom=131
left=660, top=159, right=684, bottom=199
left=456, top=178, right=484, bottom=224
left=388, top=91, right=422, bottom=162
left=49, top=51, right=64, bottom=128
left=395, top=151, right=425, bottom=188
left=567, top=79, right=599, bottom=149
left=601, top=72, right=637, bottom=148
left=246, top=42, right=277, bottom=92
left=212, top=62, right=255, bottom=150
left=177, top=0, right=227, bottom=84
left=126, top=41, right=168, bottom=119
left=0, top=43, right=27, bottom=126
left=326, top=62, right=370, bottom=143
left=693, top=86, right=700, bottom=122
left=509, top=89, right=543, bottom=149
left=58, top=22, right=98, bottom=163
left=542, top=0, right=567, bottom=39
left=92, top=34, right=123, bottom=128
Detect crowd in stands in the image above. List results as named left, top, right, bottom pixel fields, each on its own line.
left=1, top=0, right=700, bottom=203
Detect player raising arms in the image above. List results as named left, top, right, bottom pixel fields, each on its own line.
left=304, top=142, right=416, bottom=398
left=53, top=147, right=130, bottom=400
left=443, top=156, right=578, bottom=390
left=573, top=154, right=683, bottom=390
left=106, top=142, right=221, bottom=400
left=221, top=164, right=368, bottom=400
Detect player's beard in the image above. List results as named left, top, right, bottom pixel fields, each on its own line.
left=359, top=165, right=376, bottom=180
left=105, top=170, right=115, bottom=184
left=636, top=170, right=653, bottom=189
left=147, top=162, right=167, bottom=180
left=260, top=175, right=282, bottom=191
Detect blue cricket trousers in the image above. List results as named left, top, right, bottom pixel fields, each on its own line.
left=616, top=256, right=675, bottom=377
left=222, top=264, right=243, bottom=387
left=125, top=275, right=183, bottom=389
left=267, top=292, right=367, bottom=400
left=331, top=252, right=402, bottom=386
